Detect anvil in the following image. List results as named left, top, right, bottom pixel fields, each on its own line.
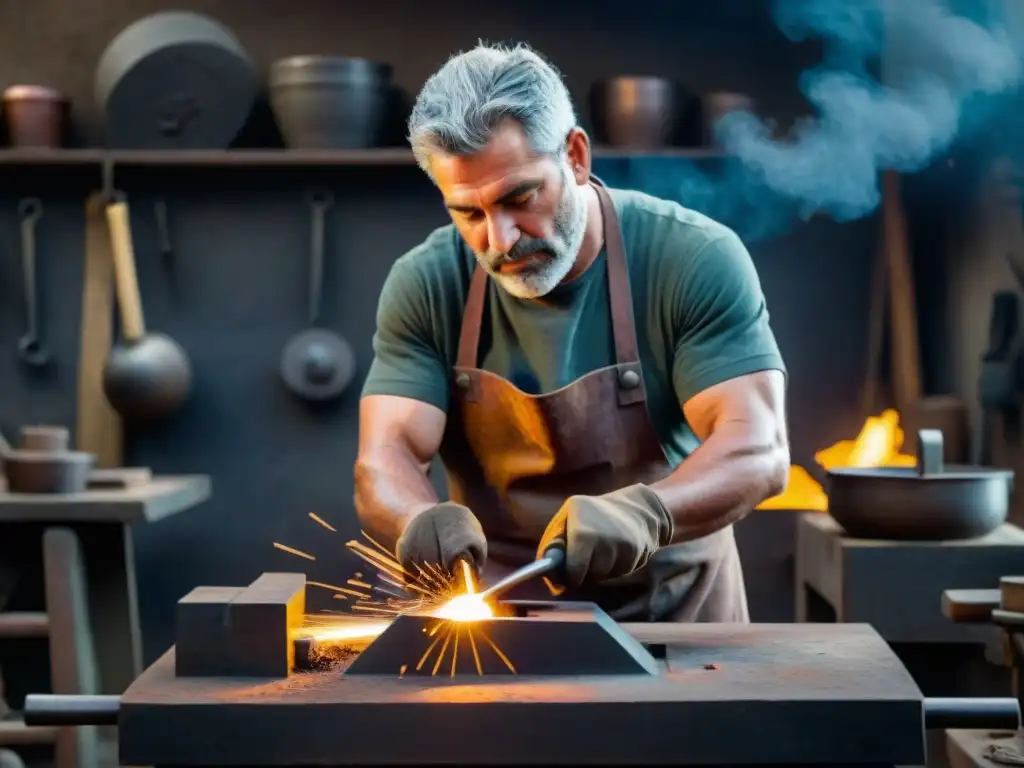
left=22, top=572, right=1022, bottom=767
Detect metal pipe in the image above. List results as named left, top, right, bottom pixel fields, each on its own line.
left=23, top=694, right=121, bottom=726
left=923, top=697, right=1020, bottom=730
left=477, top=544, right=566, bottom=602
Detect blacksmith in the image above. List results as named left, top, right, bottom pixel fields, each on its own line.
left=354, top=43, right=789, bottom=622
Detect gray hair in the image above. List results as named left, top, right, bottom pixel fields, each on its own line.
left=407, top=43, right=578, bottom=178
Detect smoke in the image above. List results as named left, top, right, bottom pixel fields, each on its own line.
left=624, top=0, right=1022, bottom=241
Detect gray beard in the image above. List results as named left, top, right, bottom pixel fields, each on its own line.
left=478, top=168, right=588, bottom=299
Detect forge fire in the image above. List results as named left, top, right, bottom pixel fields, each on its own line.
left=758, top=409, right=914, bottom=511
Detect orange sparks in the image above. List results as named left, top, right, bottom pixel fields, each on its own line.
left=273, top=542, right=316, bottom=561
left=308, top=513, right=337, bottom=532
left=306, top=580, right=370, bottom=599
left=288, top=517, right=516, bottom=678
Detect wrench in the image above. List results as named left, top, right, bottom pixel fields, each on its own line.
left=17, top=198, right=48, bottom=367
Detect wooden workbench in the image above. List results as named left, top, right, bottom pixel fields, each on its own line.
left=117, top=623, right=926, bottom=766
left=795, top=513, right=1024, bottom=643
left=0, top=474, right=210, bottom=746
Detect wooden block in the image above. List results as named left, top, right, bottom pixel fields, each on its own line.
left=175, top=587, right=243, bottom=677
left=1001, top=576, right=1024, bottom=612
left=227, top=573, right=305, bottom=678
left=942, top=589, right=1000, bottom=623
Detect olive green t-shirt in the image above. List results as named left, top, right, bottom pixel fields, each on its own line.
left=361, top=187, right=786, bottom=466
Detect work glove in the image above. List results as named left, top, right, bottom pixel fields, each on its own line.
left=395, top=501, right=487, bottom=579
left=537, top=484, right=674, bottom=590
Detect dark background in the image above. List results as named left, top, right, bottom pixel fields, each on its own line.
left=0, top=0, right=974, bottom=660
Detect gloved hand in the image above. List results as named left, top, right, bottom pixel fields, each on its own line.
left=537, top=484, right=673, bottom=589
left=396, top=501, right=487, bottom=578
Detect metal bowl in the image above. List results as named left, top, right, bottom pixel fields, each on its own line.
left=826, top=430, right=1013, bottom=540
left=588, top=77, right=695, bottom=149
left=269, top=56, right=393, bottom=150
left=4, top=450, right=96, bottom=495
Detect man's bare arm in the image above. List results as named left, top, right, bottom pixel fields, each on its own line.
left=353, top=395, right=447, bottom=549
left=649, top=369, right=789, bottom=544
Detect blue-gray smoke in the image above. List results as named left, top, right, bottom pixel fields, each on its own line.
left=606, top=0, right=1022, bottom=241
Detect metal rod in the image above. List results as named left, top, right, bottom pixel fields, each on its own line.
left=477, top=545, right=565, bottom=602
left=23, top=694, right=121, bottom=726
left=923, top=697, right=1020, bottom=730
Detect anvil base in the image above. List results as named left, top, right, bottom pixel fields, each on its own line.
left=117, top=623, right=927, bottom=766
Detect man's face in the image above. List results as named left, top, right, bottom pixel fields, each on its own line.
left=430, top=120, right=588, bottom=299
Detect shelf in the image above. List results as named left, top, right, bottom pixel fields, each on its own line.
left=0, top=146, right=727, bottom=168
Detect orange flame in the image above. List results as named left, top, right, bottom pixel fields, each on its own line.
left=757, top=409, right=915, bottom=511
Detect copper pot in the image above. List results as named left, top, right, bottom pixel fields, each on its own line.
left=701, top=92, right=755, bottom=147
left=3, top=85, right=67, bottom=149
left=588, top=77, right=695, bottom=149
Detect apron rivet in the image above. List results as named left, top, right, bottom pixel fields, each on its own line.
left=455, top=372, right=471, bottom=389
left=620, top=369, right=641, bottom=389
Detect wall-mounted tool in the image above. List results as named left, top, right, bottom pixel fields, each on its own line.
left=153, top=198, right=179, bottom=302
left=103, top=194, right=193, bottom=422
left=280, top=189, right=356, bottom=402
left=978, top=290, right=1023, bottom=465
left=17, top=198, right=49, bottom=367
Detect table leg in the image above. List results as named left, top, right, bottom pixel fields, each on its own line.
left=75, top=524, right=142, bottom=693
left=795, top=516, right=808, bottom=622
left=0, top=522, right=142, bottom=700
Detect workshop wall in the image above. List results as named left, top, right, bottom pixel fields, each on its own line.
left=0, top=0, right=882, bottom=659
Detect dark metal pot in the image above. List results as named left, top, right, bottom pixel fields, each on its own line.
left=588, top=77, right=695, bottom=149
left=827, top=429, right=1013, bottom=541
left=269, top=56, right=393, bottom=150
left=1, top=425, right=95, bottom=495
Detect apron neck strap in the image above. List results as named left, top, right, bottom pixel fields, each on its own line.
left=456, top=178, right=643, bottom=376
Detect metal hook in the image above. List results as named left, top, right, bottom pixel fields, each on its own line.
left=17, top=198, right=43, bottom=222
left=307, top=188, right=334, bottom=211
left=101, top=155, right=115, bottom=201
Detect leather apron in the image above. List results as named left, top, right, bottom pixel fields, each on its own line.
left=438, top=180, right=748, bottom=623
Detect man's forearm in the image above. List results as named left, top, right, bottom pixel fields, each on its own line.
left=353, top=447, right=439, bottom=549
left=649, top=422, right=789, bottom=544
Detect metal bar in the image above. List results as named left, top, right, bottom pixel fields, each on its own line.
left=923, top=697, right=1020, bottom=730
left=477, top=545, right=565, bottom=602
left=23, top=694, right=120, bottom=726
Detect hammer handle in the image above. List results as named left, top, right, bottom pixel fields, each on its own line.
left=106, top=199, right=146, bottom=341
